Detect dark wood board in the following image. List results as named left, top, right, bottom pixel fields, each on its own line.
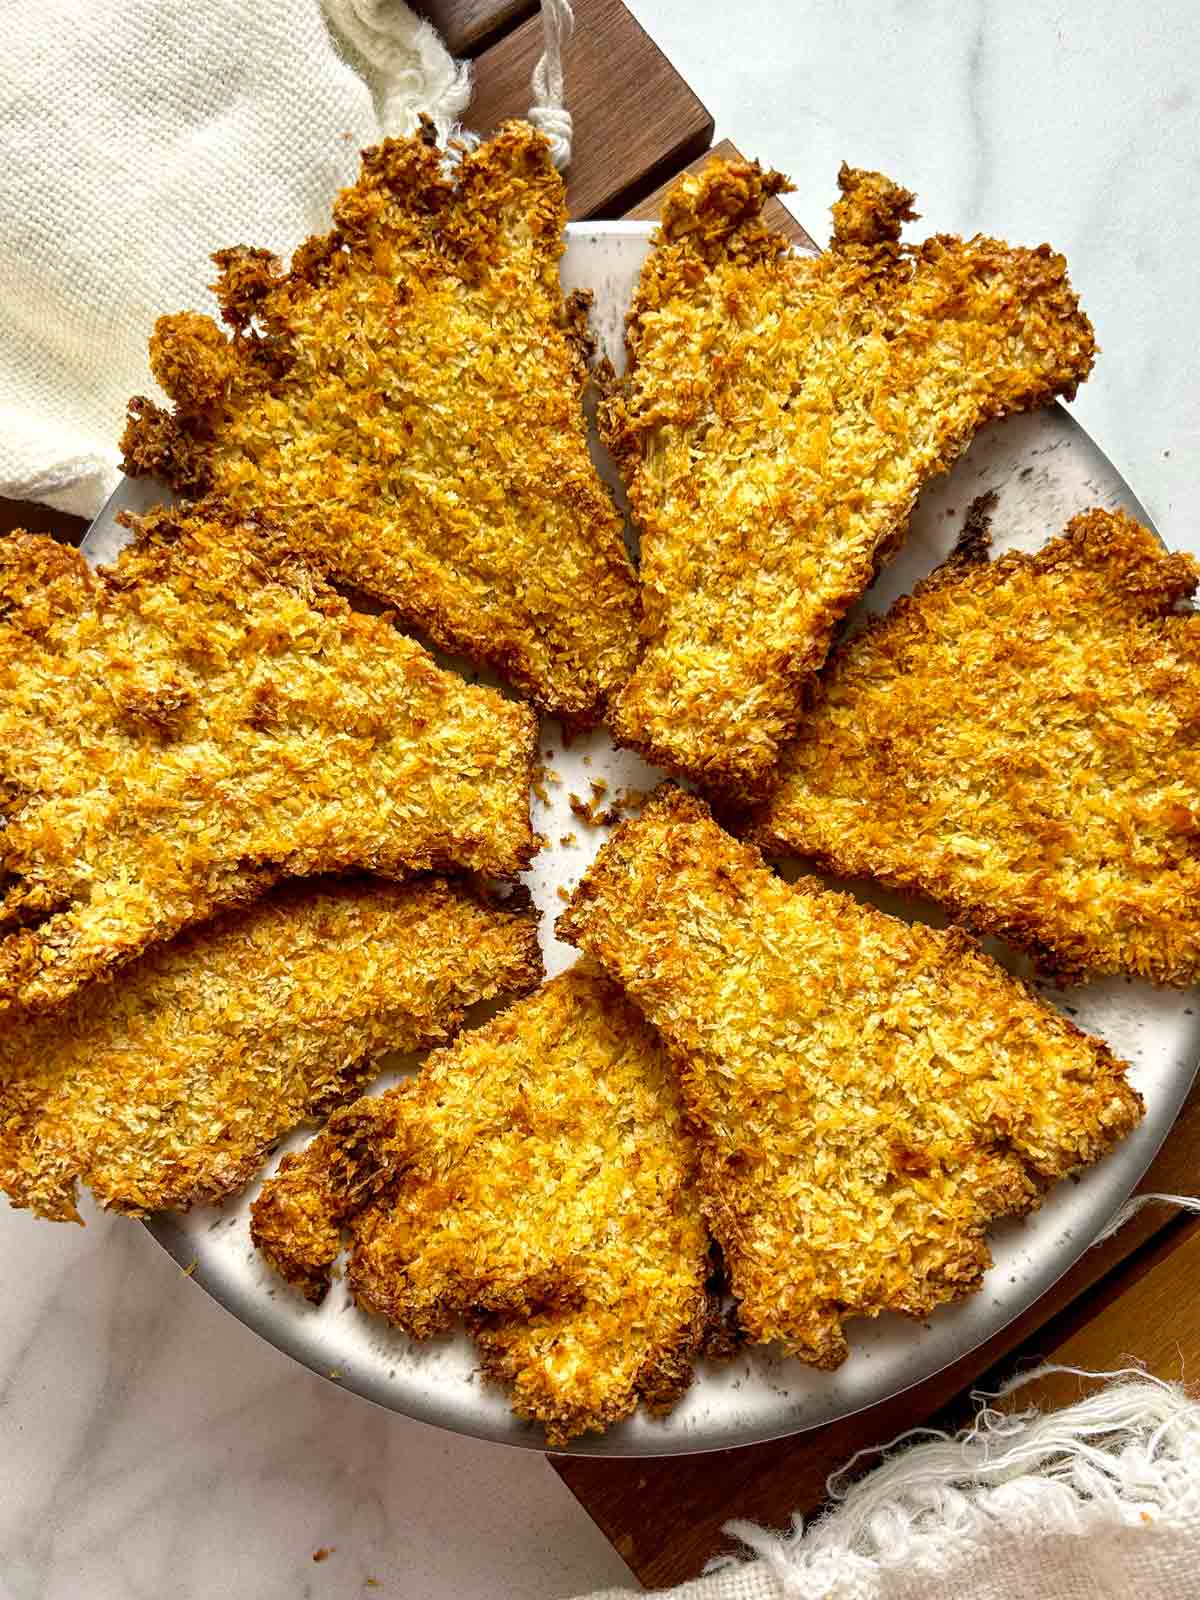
left=465, top=0, right=714, bottom=218
left=410, top=0, right=537, bottom=58
left=0, top=496, right=87, bottom=545
left=553, top=1080, right=1200, bottom=1587
left=988, top=1217, right=1200, bottom=1416
left=624, top=137, right=820, bottom=254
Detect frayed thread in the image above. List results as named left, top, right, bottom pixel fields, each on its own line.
left=322, top=0, right=573, bottom=170
left=1092, top=1191, right=1200, bottom=1245
left=321, top=0, right=472, bottom=144
left=712, top=1370, right=1200, bottom=1596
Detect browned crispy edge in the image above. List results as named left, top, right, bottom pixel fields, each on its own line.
left=746, top=506, right=1200, bottom=986
left=120, top=120, right=628, bottom=729
left=557, top=785, right=1144, bottom=1362
left=599, top=160, right=1097, bottom=796
left=116, top=500, right=541, bottom=882
left=469, top=1260, right=724, bottom=1448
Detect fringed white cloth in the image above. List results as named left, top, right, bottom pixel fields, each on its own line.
left=575, top=1371, right=1200, bottom=1599
left=0, top=0, right=572, bottom=519
left=1092, top=1191, right=1200, bottom=1244
left=322, top=0, right=473, bottom=145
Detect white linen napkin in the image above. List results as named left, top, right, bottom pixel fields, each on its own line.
left=573, top=1372, right=1200, bottom=1600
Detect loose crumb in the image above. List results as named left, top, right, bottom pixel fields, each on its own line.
left=559, top=832, right=577, bottom=847
left=556, top=886, right=571, bottom=903
left=181, top=1258, right=198, bottom=1277
left=313, top=1547, right=335, bottom=1563
left=569, top=793, right=620, bottom=828
left=531, top=762, right=562, bottom=805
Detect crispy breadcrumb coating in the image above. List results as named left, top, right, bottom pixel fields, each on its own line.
left=748, top=505, right=1200, bottom=985
left=601, top=158, right=1097, bottom=792
left=558, top=789, right=1141, bottom=1368
left=121, top=120, right=638, bottom=725
left=0, top=503, right=536, bottom=1018
left=0, top=878, right=541, bottom=1223
left=251, top=963, right=713, bottom=1444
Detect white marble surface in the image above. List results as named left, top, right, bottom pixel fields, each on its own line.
left=3, top=5, right=1199, bottom=1598
left=0, top=1203, right=632, bottom=1600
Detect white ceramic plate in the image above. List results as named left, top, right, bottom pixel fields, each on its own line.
left=83, top=223, right=1199, bottom=1457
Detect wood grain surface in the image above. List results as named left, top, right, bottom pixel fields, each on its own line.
left=465, top=0, right=714, bottom=218
left=410, top=0, right=536, bottom=58
left=624, top=138, right=820, bottom=254
left=553, top=1082, right=1200, bottom=1588
left=992, top=1218, right=1200, bottom=1416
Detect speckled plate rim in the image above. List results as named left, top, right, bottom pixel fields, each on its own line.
left=81, top=222, right=1200, bottom=1457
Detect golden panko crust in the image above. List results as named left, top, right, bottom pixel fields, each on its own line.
left=0, top=877, right=541, bottom=1223
left=0, top=503, right=536, bottom=1018
left=121, top=120, right=639, bottom=725
left=251, top=963, right=714, bottom=1445
left=748, top=505, right=1200, bottom=985
left=601, top=158, right=1097, bottom=792
left=558, top=789, right=1142, bottom=1368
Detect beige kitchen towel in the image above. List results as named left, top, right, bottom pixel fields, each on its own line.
left=0, top=0, right=569, bottom=518
left=575, top=1372, right=1200, bottom=1599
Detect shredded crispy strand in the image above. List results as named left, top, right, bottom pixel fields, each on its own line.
left=558, top=789, right=1142, bottom=1368
left=601, top=158, right=1097, bottom=791
left=121, top=120, right=638, bottom=724
left=0, top=878, right=541, bottom=1222
left=252, top=962, right=713, bottom=1445
left=0, top=503, right=536, bottom=1017
left=748, top=505, right=1200, bottom=985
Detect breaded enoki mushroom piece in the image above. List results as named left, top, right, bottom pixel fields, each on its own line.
left=252, top=963, right=713, bottom=1445
left=601, top=159, right=1096, bottom=792
left=748, top=505, right=1200, bottom=985
left=0, top=878, right=540, bottom=1223
left=558, top=790, right=1142, bottom=1369
left=0, top=503, right=536, bottom=1019
left=121, top=120, right=638, bottom=726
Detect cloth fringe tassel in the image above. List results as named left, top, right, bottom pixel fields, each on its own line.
left=322, top=0, right=573, bottom=167
left=1092, top=1191, right=1200, bottom=1245
left=712, top=1369, right=1200, bottom=1596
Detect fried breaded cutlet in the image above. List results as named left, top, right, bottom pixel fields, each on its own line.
left=0, top=502, right=536, bottom=1019
left=601, top=159, right=1097, bottom=792
left=558, top=789, right=1142, bottom=1369
left=252, top=962, right=713, bottom=1445
left=748, top=504, right=1200, bottom=986
left=0, top=877, right=540, bottom=1223
left=120, top=121, right=638, bottom=725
